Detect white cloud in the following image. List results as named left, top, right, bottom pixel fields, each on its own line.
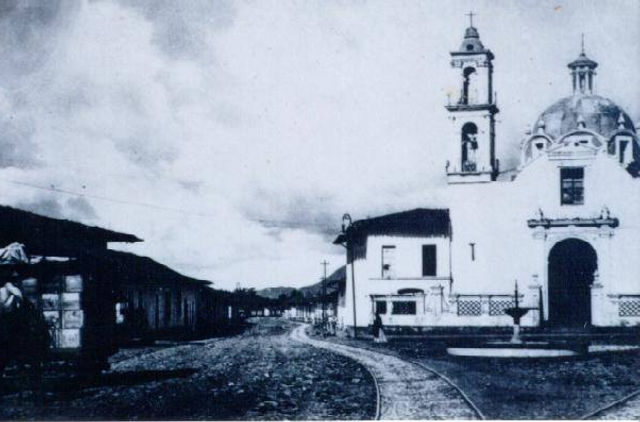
left=0, top=0, right=638, bottom=289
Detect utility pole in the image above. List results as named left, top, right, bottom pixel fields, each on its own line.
left=321, top=260, right=329, bottom=336
left=342, top=213, right=357, bottom=338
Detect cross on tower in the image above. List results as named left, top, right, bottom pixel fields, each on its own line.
left=581, top=33, right=585, bottom=54
left=466, top=11, right=476, bottom=27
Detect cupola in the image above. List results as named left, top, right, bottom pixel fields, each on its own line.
left=568, top=35, right=598, bottom=95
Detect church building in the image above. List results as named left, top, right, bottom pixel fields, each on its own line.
left=334, top=21, right=640, bottom=332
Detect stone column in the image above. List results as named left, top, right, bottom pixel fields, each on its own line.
left=590, top=272, right=605, bottom=326
left=528, top=275, right=542, bottom=327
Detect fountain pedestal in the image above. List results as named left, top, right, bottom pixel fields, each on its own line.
left=504, top=306, right=529, bottom=344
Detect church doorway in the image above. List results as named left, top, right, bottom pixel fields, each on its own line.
left=547, top=238, right=597, bottom=327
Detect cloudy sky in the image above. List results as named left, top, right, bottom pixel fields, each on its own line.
left=0, top=0, right=638, bottom=290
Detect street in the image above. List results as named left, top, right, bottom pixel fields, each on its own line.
left=0, top=318, right=376, bottom=420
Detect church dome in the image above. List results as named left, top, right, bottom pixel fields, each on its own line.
left=535, top=94, right=635, bottom=140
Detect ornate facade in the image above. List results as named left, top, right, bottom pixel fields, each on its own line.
left=335, top=22, right=640, bottom=332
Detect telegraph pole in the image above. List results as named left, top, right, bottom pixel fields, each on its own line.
left=321, top=260, right=329, bottom=336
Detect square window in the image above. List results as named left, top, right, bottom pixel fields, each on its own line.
left=560, top=167, right=584, bottom=205
left=422, top=245, right=437, bottom=276
left=375, top=301, right=387, bottom=315
left=381, top=246, right=396, bottom=279
left=392, top=301, right=416, bottom=315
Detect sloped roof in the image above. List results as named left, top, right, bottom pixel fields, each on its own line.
left=338, top=208, right=450, bottom=241
left=84, top=250, right=211, bottom=288
left=334, top=209, right=450, bottom=262
left=0, top=205, right=141, bottom=255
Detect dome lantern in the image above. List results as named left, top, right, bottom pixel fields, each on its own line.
left=568, top=34, right=598, bottom=95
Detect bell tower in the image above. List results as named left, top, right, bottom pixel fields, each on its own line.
left=445, top=14, right=499, bottom=184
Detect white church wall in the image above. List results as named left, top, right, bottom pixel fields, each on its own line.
left=336, top=22, right=640, bottom=330
left=445, top=148, right=640, bottom=327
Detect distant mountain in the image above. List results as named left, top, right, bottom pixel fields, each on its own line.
left=257, top=266, right=346, bottom=302
left=256, top=286, right=296, bottom=299
left=299, top=266, right=345, bottom=298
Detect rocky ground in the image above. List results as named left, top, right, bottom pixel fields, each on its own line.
left=0, top=318, right=376, bottom=420
left=316, top=331, right=640, bottom=419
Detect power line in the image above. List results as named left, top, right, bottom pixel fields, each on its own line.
left=0, top=176, right=343, bottom=231
left=0, top=177, right=217, bottom=217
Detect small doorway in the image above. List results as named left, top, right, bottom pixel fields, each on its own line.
left=547, top=238, right=597, bottom=327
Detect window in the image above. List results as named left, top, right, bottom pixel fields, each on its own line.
left=422, top=245, right=437, bottom=276
left=560, top=167, right=584, bottom=205
left=381, top=246, right=396, bottom=279
left=375, top=301, right=387, bottom=315
left=392, top=301, right=416, bottom=315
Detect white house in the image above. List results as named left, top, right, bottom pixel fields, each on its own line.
left=334, top=23, right=640, bottom=334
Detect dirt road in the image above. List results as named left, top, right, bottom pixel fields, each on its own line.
left=0, top=318, right=375, bottom=420
left=291, top=325, right=480, bottom=419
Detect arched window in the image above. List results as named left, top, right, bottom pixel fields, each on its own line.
left=461, top=67, right=476, bottom=105
left=461, top=122, right=478, bottom=172
left=397, top=288, right=424, bottom=295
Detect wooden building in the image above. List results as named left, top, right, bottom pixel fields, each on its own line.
left=99, top=251, right=237, bottom=342
left=0, top=205, right=141, bottom=371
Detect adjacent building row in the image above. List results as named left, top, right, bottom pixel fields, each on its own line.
left=0, top=204, right=240, bottom=371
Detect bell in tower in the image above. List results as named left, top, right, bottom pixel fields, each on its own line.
left=445, top=13, right=499, bottom=184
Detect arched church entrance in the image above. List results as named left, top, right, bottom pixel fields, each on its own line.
left=547, top=238, right=597, bottom=327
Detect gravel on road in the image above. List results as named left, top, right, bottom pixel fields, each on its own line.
left=0, top=318, right=376, bottom=420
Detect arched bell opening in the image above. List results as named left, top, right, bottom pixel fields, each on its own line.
left=461, top=122, right=478, bottom=172
left=461, top=66, right=476, bottom=105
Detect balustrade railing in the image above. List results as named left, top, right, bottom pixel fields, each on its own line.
left=454, top=294, right=524, bottom=317
left=616, top=294, right=640, bottom=317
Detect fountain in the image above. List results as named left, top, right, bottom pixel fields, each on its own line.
left=503, top=282, right=529, bottom=344
left=446, top=282, right=586, bottom=358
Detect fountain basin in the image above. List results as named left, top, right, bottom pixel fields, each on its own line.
left=447, top=345, right=578, bottom=358
left=446, top=340, right=588, bottom=358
